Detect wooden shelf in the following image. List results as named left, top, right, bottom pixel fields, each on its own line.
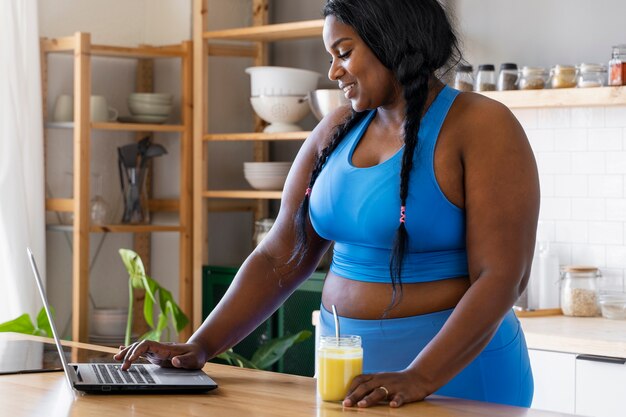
left=203, top=19, right=323, bottom=42
left=480, top=86, right=626, bottom=109
left=203, top=190, right=283, bottom=199
left=46, top=224, right=183, bottom=233
left=204, top=131, right=310, bottom=141
left=46, top=122, right=184, bottom=132
left=41, top=36, right=185, bottom=59
left=46, top=198, right=180, bottom=213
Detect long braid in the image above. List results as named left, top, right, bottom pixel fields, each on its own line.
left=290, top=110, right=367, bottom=265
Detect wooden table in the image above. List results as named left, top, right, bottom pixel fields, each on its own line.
left=0, top=333, right=576, bottom=417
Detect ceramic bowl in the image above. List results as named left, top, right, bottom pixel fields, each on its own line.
left=90, top=308, right=128, bottom=336
left=250, top=96, right=310, bottom=133
left=128, top=93, right=173, bottom=103
left=245, top=66, right=321, bottom=97
left=128, top=99, right=173, bottom=116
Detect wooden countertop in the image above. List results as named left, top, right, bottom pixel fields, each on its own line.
left=519, top=315, right=626, bottom=358
left=0, top=333, right=576, bottom=417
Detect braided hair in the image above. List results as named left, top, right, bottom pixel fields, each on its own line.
left=292, top=0, right=461, bottom=309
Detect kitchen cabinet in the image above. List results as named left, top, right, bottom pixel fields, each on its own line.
left=41, top=32, right=193, bottom=342
left=528, top=349, right=576, bottom=414
left=575, top=354, right=626, bottom=417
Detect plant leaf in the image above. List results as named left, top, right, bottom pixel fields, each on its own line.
left=36, top=307, right=54, bottom=338
left=0, top=314, right=36, bottom=335
left=217, top=349, right=258, bottom=369
left=140, top=328, right=161, bottom=341
left=142, top=278, right=159, bottom=327
left=119, top=248, right=146, bottom=289
left=142, top=275, right=158, bottom=304
left=251, top=330, right=312, bottom=370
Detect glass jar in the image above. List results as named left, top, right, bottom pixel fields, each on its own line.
left=454, top=64, right=474, bottom=92
left=560, top=266, right=601, bottom=317
left=518, top=66, right=548, bottom=90
left=317, top=335, right=363, bottom=402
left=608, top=45, right=626, bottom=86
left=550, top=65, right=577, bottom=89
left=497, top=63, right=519, bottom=91
left=577, top=63, right=607, bottom=88
left=253, top=218, right=275, bottom=247
left=475, top=64, right=496, bottom=92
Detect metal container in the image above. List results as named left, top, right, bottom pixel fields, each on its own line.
left=307, top=89, right=349, bottom=121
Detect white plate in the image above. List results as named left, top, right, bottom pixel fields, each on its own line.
left=118, top=115, right=169, bottom=124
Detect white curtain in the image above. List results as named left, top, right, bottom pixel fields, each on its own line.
left=0, top=0, right=46, bottom=324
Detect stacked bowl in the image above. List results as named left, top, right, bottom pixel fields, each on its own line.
left=244, top=162, right=292, bottom=190
left=124, top=93, right=174, bottom=124
left=246, top=66, right=321, bottom=133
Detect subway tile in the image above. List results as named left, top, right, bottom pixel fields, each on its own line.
left=598, top=269, right=624, bottom=292
left=554, top=128, right=587, bottom=151
left=535, top=152, right=571, bottom=174
left=589, top=221, right=624, bottom=245
left=571, top=198, right=606, bottom=221
left=512, top=108, right=538, bottom=130
left=538, top=174, right=555, bottom=197
left=571, top=107, right=605, bottom=128
left=606, top=199, right=626, bottom=221
left=538, top=108, right=571, bottom=128
left=588, top=128, right=623, bottom=151
left=571, top=244, right=606, bottom=266
left=606, top=245, right=626, bottom=268
left=606, top=152, right=626, bottom=174
left=552, top=243, right=572, bottom=266
left=526, top=129, right=554, bottom=152
left=537, top=220, right=556, bottom=242
left=555, top=221, right=588, bottom=243
left=540, top=197, right=571, bottom=220
left=571, top=152, right=606, bottom=174
left=555, top=174, right=588, bottom=197
left=588, top=175, right=624, bottom=198
left=605, top=106, right=626, bottom=127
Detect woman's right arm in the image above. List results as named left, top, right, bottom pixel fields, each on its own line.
left=115, top=106, right=351, bottom=370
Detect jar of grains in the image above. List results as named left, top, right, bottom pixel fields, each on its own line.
left=475, top=64, right=496, bottom=92
left=454, top=64, right=474, bottom=92
left=577, top=63, right=607, bottom=88
left=497, top=63, right=519, bottom=91
left=550, top=65, right=578, bottom=89
left=560, top=266, right=601, bottom=317
left=518, top=66, right=548, bottom=90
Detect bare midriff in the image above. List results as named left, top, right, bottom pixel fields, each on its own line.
left=321, top=271, right=471, bottom=319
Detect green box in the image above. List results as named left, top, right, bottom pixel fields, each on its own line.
left=202, top=265, right=324, bottom=376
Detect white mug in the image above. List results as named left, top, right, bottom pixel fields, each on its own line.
left=52, top=94, right=73, bottom=122
left=91, top=95, right=118, bottom=122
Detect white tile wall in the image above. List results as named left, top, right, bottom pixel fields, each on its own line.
left=513, top=105, right=626, bottom=291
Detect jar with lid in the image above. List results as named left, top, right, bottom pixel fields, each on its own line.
left=608, top=45, right=626, bottom=86
left=497, top=63, right=519, bottom=91
left=577, top=63, right=607, bottom=88
left=253, top=218, right=275, bottom=247
left=550, top=65, right=577, bottom=88
left=474, top=64, right=496, bottom=92
left=454, top=64, right=474, bottom=92
left=560, top=266, right=601, bottom=317
left=518, top=66, right=548, bottom=90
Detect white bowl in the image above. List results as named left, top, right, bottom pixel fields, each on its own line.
left=244, top=173, right=288, bottom=190
left=91, top=308, right=128, bottom=337
left=128, top=100, right=173, bottom=116
left=307, top=89, right=350, bottom=120
left=245, top=66, right=321, bottom=97
left=250, top=96, right=311, bottom=133
left=128, top=93, right=173, bottom=103
left=244, top=161, right=292, bottom=172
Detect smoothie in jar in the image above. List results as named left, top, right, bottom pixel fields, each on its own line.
left=317, top=335, right=363, bottom=401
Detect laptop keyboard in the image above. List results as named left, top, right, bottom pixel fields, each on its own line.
left=91, top=364, right=156, bottom=384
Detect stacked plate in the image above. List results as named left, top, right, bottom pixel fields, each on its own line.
left=244, top=162, right=292, bottom=190
left=89, top=308, right=128, bottom=346
left=119, top=93, right=174, bottom=124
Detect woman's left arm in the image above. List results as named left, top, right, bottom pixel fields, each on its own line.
left=344, top=96, right=540, bottom=407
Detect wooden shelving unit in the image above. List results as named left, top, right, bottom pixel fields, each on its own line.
left=481, top=86, right=626, bottom=108
left=41, top=32, right=193, bottom=343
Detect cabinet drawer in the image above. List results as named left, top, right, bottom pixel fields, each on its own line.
left=528, top=349, right=576, bottom=414
left=576, top=354, right=626, bottom=417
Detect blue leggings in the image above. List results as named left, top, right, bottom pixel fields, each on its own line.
left=319, top=305, right=533, bottom=407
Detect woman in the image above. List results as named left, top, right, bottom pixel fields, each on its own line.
left=116, top=0, right=539, bottom=408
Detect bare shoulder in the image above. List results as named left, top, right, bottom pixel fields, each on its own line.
left=304, top=104, right=352, bottom=153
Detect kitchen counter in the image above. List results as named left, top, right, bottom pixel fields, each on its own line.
left=0, top=333, right=577, bottom=417
left=519, top=315, right=626, bottom=357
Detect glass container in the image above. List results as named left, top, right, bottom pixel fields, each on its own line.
left=608, top=45, right=626, bottom=86
left=577, top=63, right=607, bottom=88
left=90, top=173, right=110, bottom=225
left=497, top=63, right=519, bottom=91
left=475, top=64, right=496, bottom=92
left=560, top=266, right=601, bottom=317
left=518, top=67, right=548, bottom=90
left=550, top=65, right=577, bottom=89
left=253, top=218, right=275, bottom=247
left=317, top=335, right=363, bottom=402
left=454, top=64, right=474, bottom=92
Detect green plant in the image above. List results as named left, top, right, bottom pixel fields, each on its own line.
left=0, top=307, right=53, bottom=338
left=217, top=330, right=311, bottom=370
left=119, top=248, right=189, bottom=346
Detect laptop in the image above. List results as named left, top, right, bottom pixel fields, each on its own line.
left=27, top=247, right=218, bottom=394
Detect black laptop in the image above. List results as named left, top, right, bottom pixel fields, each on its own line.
left=27, top=247, right=218, bottom=394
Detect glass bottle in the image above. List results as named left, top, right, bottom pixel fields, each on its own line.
left=560, top=266, right=601, bottom=317
left=519, top=66, right=548, bottom=90
left=475, top=64, right=496, bottom=92
left=497, top=63, right=519, bottom=91
left=608, top=45, right=624, bottom=86
left=577, top=63, right=607, bottom=88
left=454, top=64, right=474, bottom=92
left=90, top=173, right=110, bottom=225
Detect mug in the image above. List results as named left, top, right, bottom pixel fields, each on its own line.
left=52, top=94, right=73, bottom=122
left=91, top=95, right=118, bottom=122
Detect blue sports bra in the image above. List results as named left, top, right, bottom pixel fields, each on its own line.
left=309, top=85, right=468, bottom=283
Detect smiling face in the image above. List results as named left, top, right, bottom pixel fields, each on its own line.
left=323, top=15, right=401, bottom=112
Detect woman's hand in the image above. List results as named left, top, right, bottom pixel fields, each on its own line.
left=342, top=369, right=431, bottom=408
left=114, top=340, right=208, bottom=371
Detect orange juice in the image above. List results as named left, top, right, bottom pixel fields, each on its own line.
left=317, top=335, right=363, bottom=402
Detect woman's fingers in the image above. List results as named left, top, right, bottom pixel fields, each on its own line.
left=342, top=371, right=428, bottom=408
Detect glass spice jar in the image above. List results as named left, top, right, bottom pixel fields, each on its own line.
left=253, top=218, right=275, bottom=247
left=518, top=66, right=548, bottom=90
left=497, top=63, right=519, bottom=91
left=454, top=64, right=474, bottom=92
left=560, top=266, right=601, bottom=317
left=608, top=45, right=626, bottom=86
left=550, top=65, right=578, bottom=89
left=577, top=63, right=607, bottom=88
left=475, top=64, right=496, bottom=92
